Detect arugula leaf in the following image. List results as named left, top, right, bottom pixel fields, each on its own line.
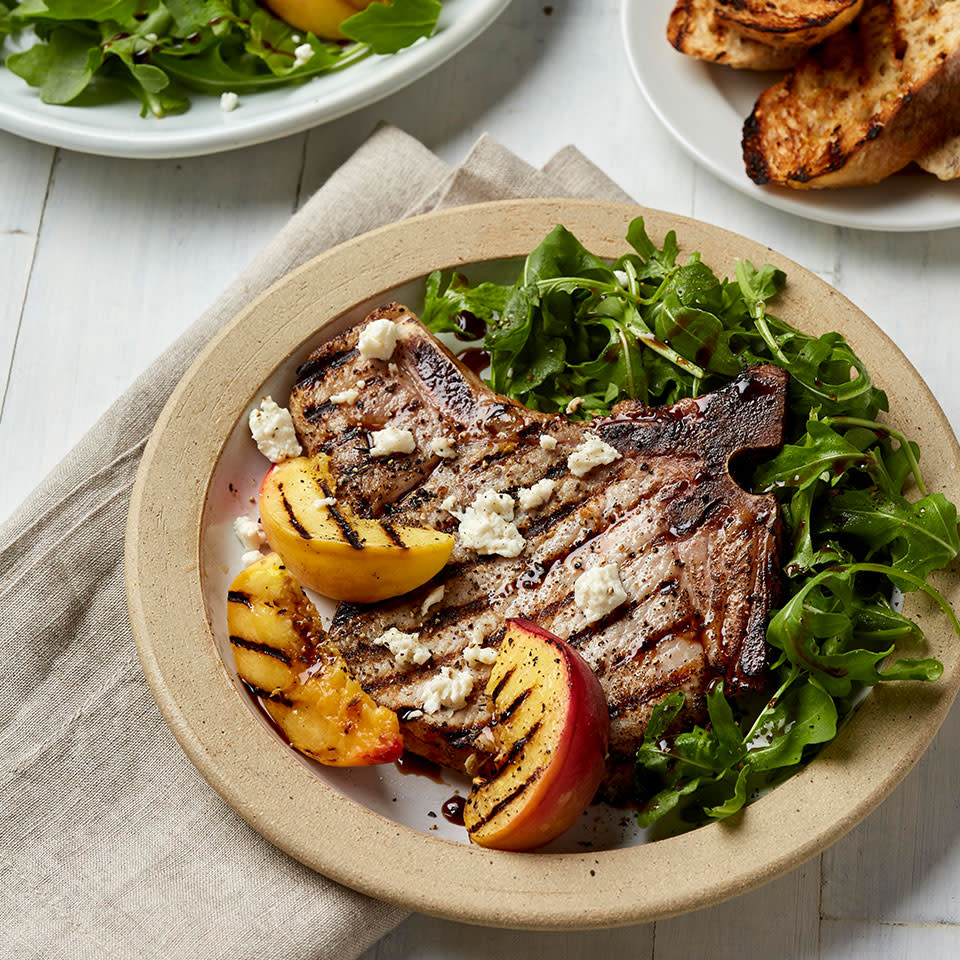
left=636, top=676, right=838, bottom=826
left=6, top=26, right=102, bottom=104
left=341, top=0, right=441, bottom=54
left=754, top=418, right=878, bottom=493
left=11, top=0, right=136, bottom=21
left=823, top=489, right=960, bottom=580
left=420, top=270, right=509, bottom=337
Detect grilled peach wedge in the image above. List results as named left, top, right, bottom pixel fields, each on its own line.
left=227, top=552, right=402, bottom=766
left=262, top=0, right=372, bottom=40
left=464, top=619, right=610, bottom=851
left=258, top=454, right=454, bottom=603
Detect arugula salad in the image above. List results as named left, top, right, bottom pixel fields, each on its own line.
left=421, top=217, right=960, bottom=830
left=0, top=0, right=441, bottom=116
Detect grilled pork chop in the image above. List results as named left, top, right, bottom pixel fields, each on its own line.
left=288, top=304, right=787, bottom=793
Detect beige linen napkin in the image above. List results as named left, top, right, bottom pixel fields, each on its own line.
left=0, top=125, right=631, bottom=960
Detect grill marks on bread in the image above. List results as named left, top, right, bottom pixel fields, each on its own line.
left=741, top=0, right=960, bottom=188
left=667, top=0, right=809, bottom=69
left=288, top=307, right=787, bottom=793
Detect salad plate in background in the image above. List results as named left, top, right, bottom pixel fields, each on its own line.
left=126, top=199, right=960, bottom=928
left=0, top=0, right=510, bottom=159
left=622, top=1, right=960, bottom=232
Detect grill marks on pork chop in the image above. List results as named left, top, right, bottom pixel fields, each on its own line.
left=288, top=304, right=787, bottom=790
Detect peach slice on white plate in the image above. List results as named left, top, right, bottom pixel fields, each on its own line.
left=258, top=453, right=454, bottom=603
left=263, top=0, right=373, bottom=40
left=227, top=552, right=403, bottom=765
left=464, top=618, right=610, bottom=851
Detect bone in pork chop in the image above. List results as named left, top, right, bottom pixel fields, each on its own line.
left=288, top=304, right=787, bottom=794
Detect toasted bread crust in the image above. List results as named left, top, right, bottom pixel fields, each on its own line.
left=668, top=0, right=808, bottom=69
left=742, top=0, right=960, bottom=188
left=715, top=0, right=865, bottom=47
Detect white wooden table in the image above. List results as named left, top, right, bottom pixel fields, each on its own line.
left=3, top=2, right=959, bottom=957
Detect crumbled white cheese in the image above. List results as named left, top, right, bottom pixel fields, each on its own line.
left=463, top=644, right=499, bottom=667
left=293, top=42, right=314, bottom=68
left=330, top=387, right=360, bottom=405
left=312, top=496, right=336, bottom=509
left=144, top=32, right=158, bottom=42
left=539, top=434, right=558, bottom=451
left=358, top=317, right=399, bottom=361
left=291, top=33, right=301, bottom=42
left=233, top=515, right=266, bottom=552
left=457, top=489, right=525, bottom=558
left=249, top=397, right=301, bottom=462
left=240, top=550, right=262, bottom=567
left=517, top=478, right=556, bottom=512
left=430, top=437, right=457, bottom=459
left=388, top=362, right=399, bottom=376
left=220, top=91, right=239, bottom=112
left=420, top=585, right=445, bottom=617
left=368, top=426, right=416, bottom=458
left=440, top=494, right=459, bottom=515
left=421, top=666, right=475, bottom=714
left=375, top=628, right=432, bottom=668
left=404, top=709, right=424, bottom=720
left=574, top=563, right=628, bottom=625
left=565, top=396, right=584, bottom=415
left=567, top=432, right=621, bottom=478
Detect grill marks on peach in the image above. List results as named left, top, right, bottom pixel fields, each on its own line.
left=229, top=634, right=292, bottom=664
left=241, top=679, right=293, bottom=708
left=227, top=590, right=252, bottom=607
left=324, top=502, right=364, bottom=549
left=467, top=768, right=544, bottom=835
left=279, top=484, right=313, bottom=540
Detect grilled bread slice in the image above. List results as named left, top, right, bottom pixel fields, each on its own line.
left=742, top=0, right=960, bottom=188
left=917, top=132, right=960, bottom=178
left=715, top=0, right=865, bottom=47
left=668, top=0, right=808, bottom=69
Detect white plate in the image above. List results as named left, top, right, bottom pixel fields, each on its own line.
left=621, top=1, right=960, bottom=232
left=0, top=0, right=510, bottom=159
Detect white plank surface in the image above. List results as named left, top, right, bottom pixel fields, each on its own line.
left=3, top=0, right=960, bottom=957
left=0, top=131, right=55, bottom=413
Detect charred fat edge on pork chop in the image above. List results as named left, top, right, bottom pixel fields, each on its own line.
left=287, top=304, right=787, bottom=796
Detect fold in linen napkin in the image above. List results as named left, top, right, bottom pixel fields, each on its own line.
left=0, top=126, right=631, bottom=960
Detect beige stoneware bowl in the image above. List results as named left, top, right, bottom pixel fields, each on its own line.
left=126, top=199, right=960, bottom=929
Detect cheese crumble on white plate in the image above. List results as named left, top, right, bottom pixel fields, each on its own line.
left=233, top=517, right=267, bottom=568
left=575, top=562, right=628, bottom=625
left=567, top=432, right=621, bottom=478
left=358, top=317, right=400, bottom=361
left=368, top=426, right=416, bottom=457
left=293, top=43, right=313, bottom=68
left=375, top=628, right=432, bottom=668
left=421, top=666, right=475, bottom=714
left=248, top=397, right=301, bottom=463
left=455, top=489, right=525, bottom=558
